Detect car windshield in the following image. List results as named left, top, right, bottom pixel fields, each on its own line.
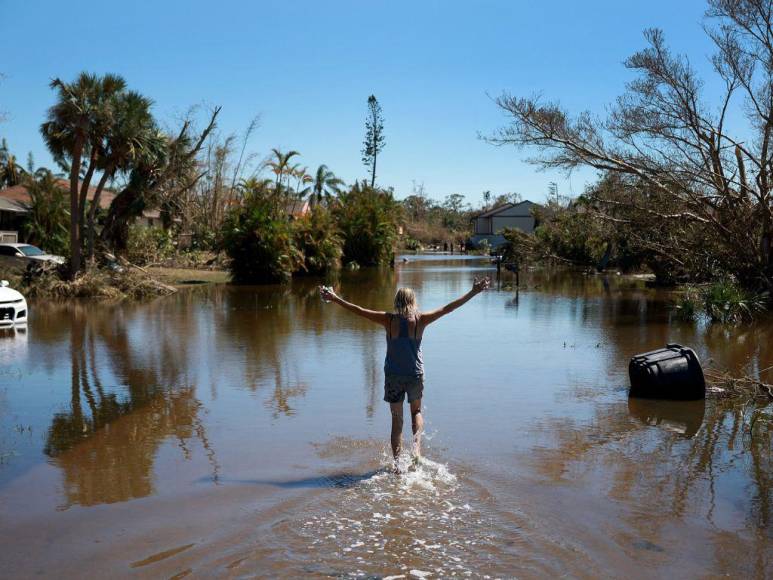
left=18, top=245, right=46, bottom=256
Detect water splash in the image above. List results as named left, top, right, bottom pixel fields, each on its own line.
left=288, top=449, right=504, bottom=577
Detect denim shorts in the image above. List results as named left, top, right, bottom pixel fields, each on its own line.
left=384, top=374, right=424, bottom=403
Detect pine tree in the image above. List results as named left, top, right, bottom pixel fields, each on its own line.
left=361, top=95, right=385, bottom=188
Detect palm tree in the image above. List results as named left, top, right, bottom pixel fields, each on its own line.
left=310, top=164, right=344, bottom=206
left=292, top=166, right=312, bottom=198
left=267, top=148, right=300, bottom=194
left=86, top=91, right=156, bottom=258
left=238, top=177, right=274, bottom=200
left=0, top=139, right=26, bottom=187
left=40, top=72, right=127, bottom=276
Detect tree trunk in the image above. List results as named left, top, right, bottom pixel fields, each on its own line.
left=370, top=152, right=376, bottom=188
left=86, top=169, right=112, bottom=260
left=78, top=148, right=98, bottom=245
left=68, top=139, right=85, bottom=278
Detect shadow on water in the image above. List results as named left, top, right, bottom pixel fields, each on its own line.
left=199, top=469, right=385, bottom=489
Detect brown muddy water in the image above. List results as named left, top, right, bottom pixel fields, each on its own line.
left=0, top=254, right=771, bottom=578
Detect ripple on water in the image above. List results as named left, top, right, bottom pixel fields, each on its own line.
left=271, top=450, right=519, bottom=578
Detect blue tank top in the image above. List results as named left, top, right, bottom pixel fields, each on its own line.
left=384, top=315, right=424, bottom=377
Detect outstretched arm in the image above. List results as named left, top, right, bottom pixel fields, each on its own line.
left=319, top=286, right=389, bottom=326
left=420, top=276, right=490, bottom=326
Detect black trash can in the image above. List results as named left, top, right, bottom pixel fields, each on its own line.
left=628, top=343, right=705, bottom=400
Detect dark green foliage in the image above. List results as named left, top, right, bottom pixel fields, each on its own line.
left=334, top=182, right=402, bottom=267
left=533, top=199, right=609, bottom=266
left=293, top=206, right=343, bottom=275
left=404, top=236, right=421, bottom=251
left=501, top=228, right=536, bottom=264
left=221, top=191, right=302, bottom=284
left=701, top=280, right=768, bottom=324
left=526, top=174, right=721, bottom=283
left=673, top=280, right=768, bottom=324
left=672, top=287, right=701, bottom=321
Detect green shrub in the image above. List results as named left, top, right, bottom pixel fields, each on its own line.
left=20, top=170, right=69, bottom=256
left=334, top=182, right=402, bottom=266
left=293, top=206, right=343, bottom=275
left=403, top=236, right=422, bottom=251
left=190, top=229, right=218, bottom=251
left=672, top=280, right=768, bottom=323
left=126, top=225, right=174, bottom=266
left=501, top=227, right=536, bottom=263
left=672, top=286, right=701, bottom=321
left=221, top=194, right=302, bottom=283
left=702, top=280, right=767, bottom=323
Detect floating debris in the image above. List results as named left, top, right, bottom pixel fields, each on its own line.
left=704, top=368, right=773, bottom=401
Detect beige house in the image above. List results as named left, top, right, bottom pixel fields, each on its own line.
left=470, top=200, right=536, bottom=248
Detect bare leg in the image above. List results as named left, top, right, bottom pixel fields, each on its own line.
left=389, top=402, right=404, bottom=460
left=410, top=398, right=423, bottom=458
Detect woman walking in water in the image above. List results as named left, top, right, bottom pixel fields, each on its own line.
left=319, top=277, right=490, bottom=467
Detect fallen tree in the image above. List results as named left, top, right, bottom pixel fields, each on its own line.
left=489, top=0, right=773, bottom=291
left=100, top=107, right=220, bottom=254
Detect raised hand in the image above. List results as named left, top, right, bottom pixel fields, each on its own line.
left=472, top=276, right=491, bottom=293
left=319, top=285, right=337, bottom=303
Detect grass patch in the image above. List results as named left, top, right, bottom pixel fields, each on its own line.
left=147, top=267, right=230, bottom=286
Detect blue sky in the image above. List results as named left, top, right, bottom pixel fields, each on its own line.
left=0, top=0, right=715, bottom=206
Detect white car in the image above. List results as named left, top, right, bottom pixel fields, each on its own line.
left=0, top=280, right=27, bottom=327
left=0, top=243, right=65, bottom=270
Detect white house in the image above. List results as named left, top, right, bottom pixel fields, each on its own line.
left=470, top=200, right=537, bottom=248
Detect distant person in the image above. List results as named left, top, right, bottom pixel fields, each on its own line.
left=319, top=277, right=491, bottom=470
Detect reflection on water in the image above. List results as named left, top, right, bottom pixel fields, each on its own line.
left=627, top=397, right=706, bottom=437
left=37, top=303, right=218, bottom=507
left=528, top=392, right=771, bottom=576
left=0, top=259, right=770, bottom=577
left=51, top=387, right=205, bottom=507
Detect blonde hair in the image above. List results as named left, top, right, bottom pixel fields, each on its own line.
left=393, top=287, right=418, bottom=318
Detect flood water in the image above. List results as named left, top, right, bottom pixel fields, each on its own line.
left=0, top=255, right=771, bottom=578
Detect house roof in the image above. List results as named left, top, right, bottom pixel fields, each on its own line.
left=473, top=200, right=535, bottom=219
left=0, top=181, right=160, bottom=219
left=0, top=180, right=116, bottom=210
left=285, top=199, right=310, bottom=218
left=0, top=197, right=27, bottom=213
